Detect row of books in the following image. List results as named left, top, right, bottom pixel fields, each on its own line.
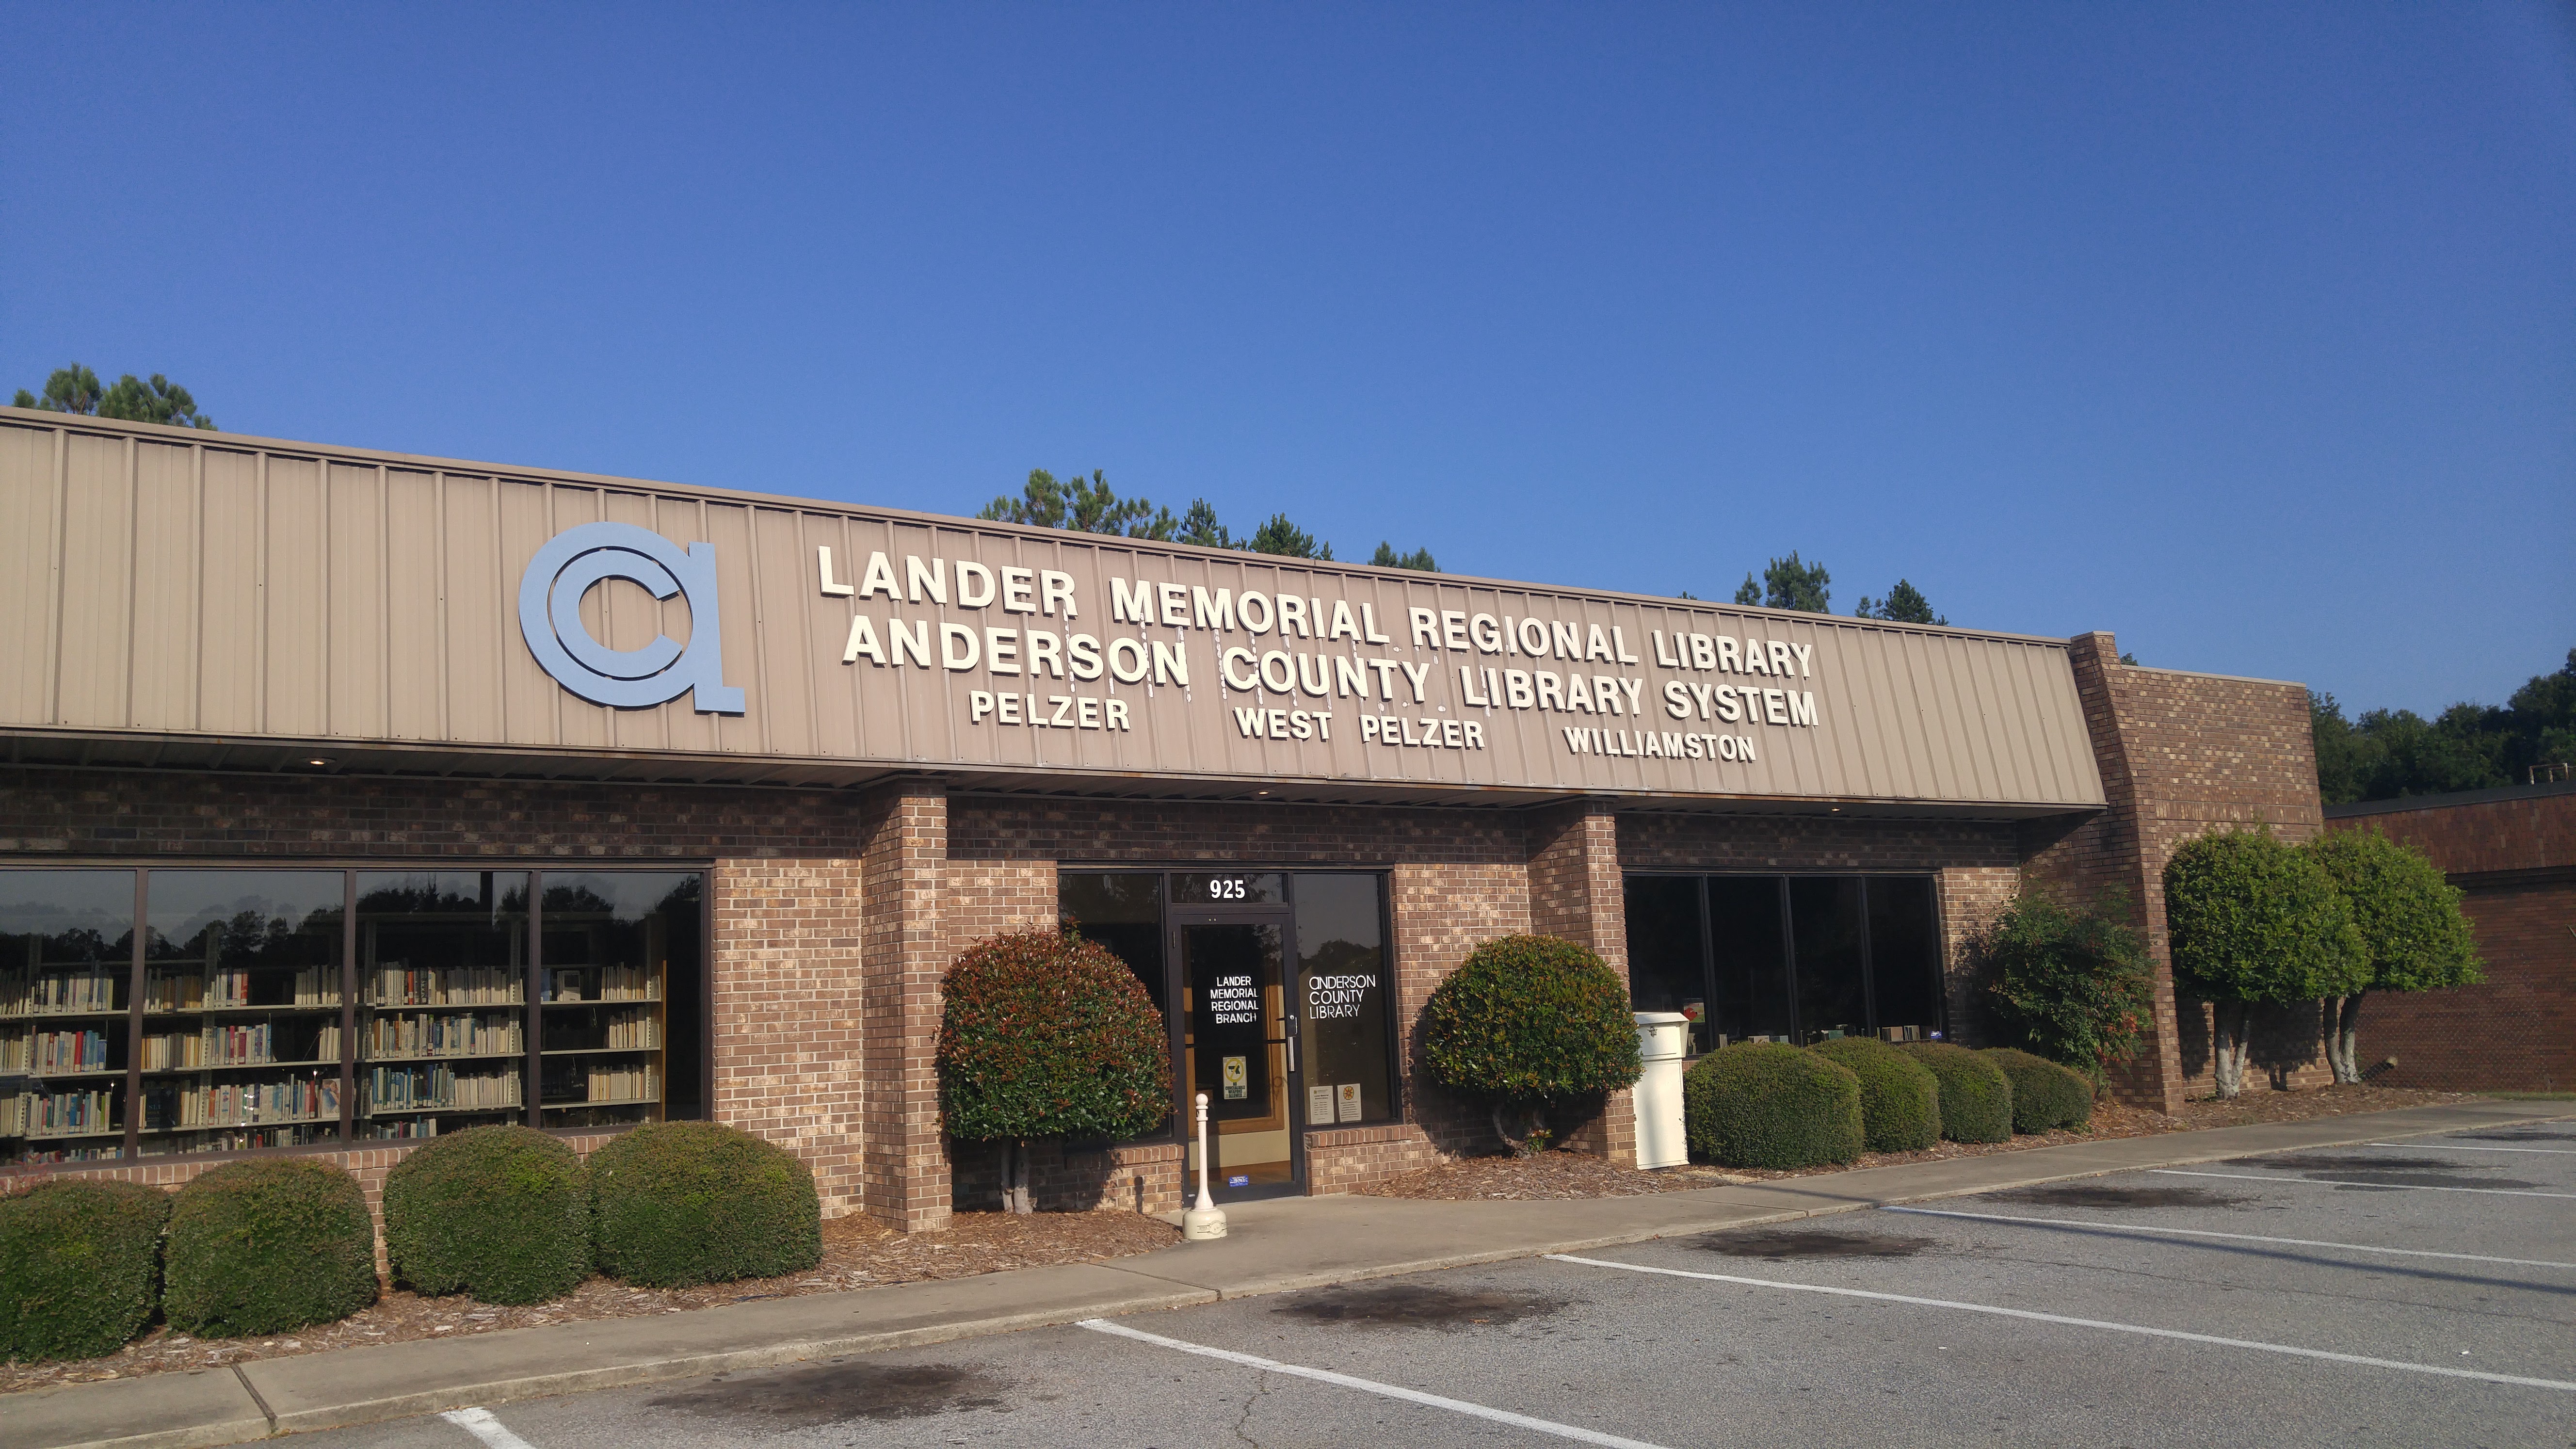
left=137, top=1126, right=324, bottom=1156
left=154, top=1076, right=339, bottom=1128
left=540, top=965, right=661, bottom=1003
left=371, top=966, right=523, bottom=1008
left=142, top=967, right=339, bottom=1012
left=0, top=970, right=121, bottom=1016
left=366, top=1013, right=522, bottom=1059
left=580, top=1062, right=660, bottom=1104
left=140, top=1023, right=342, bottom=1070
left=364, top=1064, right=523, bottom=1113
left=603, top=1010, right=660, bottom=1050
left=7, top=1088, right=119, bottom=1137
left=1, top=1028, right=113, bottom=1074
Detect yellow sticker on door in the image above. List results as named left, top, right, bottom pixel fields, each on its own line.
left=1222, top=1055, right=1248, bottom=1100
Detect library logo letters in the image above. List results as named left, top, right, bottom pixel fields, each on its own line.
left=518, top=522, right=747, bottom=714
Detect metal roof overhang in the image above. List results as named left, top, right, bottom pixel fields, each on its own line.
left=1, top=726, right=2101, bottom=823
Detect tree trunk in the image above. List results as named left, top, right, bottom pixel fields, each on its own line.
left=1002, top=1139, right=1034, bottom=1215
left=1492, top=1100, right=1549, bottom=1157
left=2332, top=992, right=2367, bottom=1084
left=2212, top=1001, right=2246, bottom=1099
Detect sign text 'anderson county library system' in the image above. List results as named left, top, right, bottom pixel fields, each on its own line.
left=816, top=546, right=1819, bottom=768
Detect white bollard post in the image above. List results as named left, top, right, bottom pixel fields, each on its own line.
left=1182, top=1091, right=1228, bottom=1240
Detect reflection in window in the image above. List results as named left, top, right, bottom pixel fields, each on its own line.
left=139, top=871, right=346, bottom=1157
left=1059, top=873, right=1167, bottom=1014
left=1623, top=876, right=1710, bottom=1051
left=1790, top=878, right=1868, bottom=1043
left=540, top=873, right=703, bottom=1129
left=1709, top=877, right=1795, bottom=1045
left=1, top=871, right=136, bottom=1164
left=1292, top=874, right=1391, bottom=1127
left=1628, top=875, right=1945, bottom=1049
left=359, top=873, right=529, bottom=1141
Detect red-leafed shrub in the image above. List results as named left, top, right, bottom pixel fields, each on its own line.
left=938, top=929, right=1172, bottom=1211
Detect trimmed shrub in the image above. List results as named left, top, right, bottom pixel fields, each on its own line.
left=2166, top=827, right=2369, bottom=1096
left=1419, top=934, right=1643, bottom=1151
left=1809, top=1037, right=1941, bottom=1153
left=590, top=1122, right=820, bottom=1288
left=1983, top=1047, right=2093, bottom=1132
left=939, top=928, right=1175, bottom=1210
left=384, top=1126, right=590, bottom=1304
left=0, top=1179, right=171, bottom=1362
left=1682, top=1043, right=1863, bottom=1169
left=164, top=1159, right=377, bottom=1338
left=1899, top=1042, right=2013, bottom=1143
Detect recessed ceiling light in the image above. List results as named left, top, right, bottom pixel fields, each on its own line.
left=305, top=757, right=336, bottom=768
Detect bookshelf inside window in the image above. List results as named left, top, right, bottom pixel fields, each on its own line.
left=538, top=908, right=668, bottom=1130
left=1, top=869, right=138, bottom=1165
left=135, top=871, right=346, bottom=1158
left=356, top=872, right=531, bottom=1142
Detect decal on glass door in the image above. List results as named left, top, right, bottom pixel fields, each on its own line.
left=1222, top=1055, right=1248, bottom=1100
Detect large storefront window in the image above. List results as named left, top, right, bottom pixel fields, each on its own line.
left=1058, top=869, right=1398, bottom=1194
left=0, top=871, right=136, bottom=1164
left=2, top=866, right=705, bottom=1169
left=1625, top=873, right=1946, bottom=1052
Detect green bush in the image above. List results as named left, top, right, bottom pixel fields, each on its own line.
left=1983, top=887, right=2153, bottom=1080
left=2167, top=827, right=2370, bottom=1097
left=1809, top=1037, right=1941, bottom=1153
left=384, top=1126, right=590, bottom=1305
left=1983, top=1047, right=2093, bottom=1132
left=1899, top=1042, right=2013, bottom=1143
left=164, top=1159, right=377, bottom=1338
left=1419, top=934, right=1643, bottom=1150
left=939, top=929, right=1174, bottom=1145
left=1682, top=1044, right=1863, bottom=1169
left=590, top=1122, right=820, bottom=1288
left=2307, top=828, right=2482, bottom=1083
left=0, top=1179, right=171, bottom=1362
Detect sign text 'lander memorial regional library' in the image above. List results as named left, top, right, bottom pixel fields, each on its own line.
left=0, top=408, right=2328, bottom=1224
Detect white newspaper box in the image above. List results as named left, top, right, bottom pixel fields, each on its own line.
left=1632, top=1011, right=1691, bottom=1169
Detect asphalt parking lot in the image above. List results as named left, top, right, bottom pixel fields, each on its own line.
left=307, top=1122, right=2576, bottom=1449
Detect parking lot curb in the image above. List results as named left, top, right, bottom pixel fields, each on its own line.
left=4, top=1100, right=2563, bottom=1449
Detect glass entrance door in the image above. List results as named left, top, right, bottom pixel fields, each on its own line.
left=1177, top=918, right=1299, bottom=1195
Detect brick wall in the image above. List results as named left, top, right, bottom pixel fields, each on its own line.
left=2323, top=789, right=2576, bottom=1093
left=2024, top=636, right=2329, bottom=1108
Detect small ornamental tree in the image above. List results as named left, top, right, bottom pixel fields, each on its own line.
left=938, top=929, right=1173, bottom=1213
left=2165, top=828, right=2369, bottom=1097
left=2306, top=829, right=2481, bottom=1083
left=1419, top=935, right=1643, bottom=1154
left=1983, top=887, right=2154, bottom=1082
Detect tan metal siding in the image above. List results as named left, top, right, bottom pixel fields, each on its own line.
left=128, top=440, right=202, bottom=730
left=384, top=471, right=443, bottom=740
left=0, top=413, right=2110, bottom=811
left=198, top=450, right=263, bottom=734
left=55, top=433, right=134, bottom=728
left=0, top=424, right=62, bottom=723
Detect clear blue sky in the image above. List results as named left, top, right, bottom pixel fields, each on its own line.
left=6, top=4, right=2569, bottom=717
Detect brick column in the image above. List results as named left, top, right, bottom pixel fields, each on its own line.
left=1526, top=799, right=1637, bottom=1166
left=860, top=781, right=952, bottom=1231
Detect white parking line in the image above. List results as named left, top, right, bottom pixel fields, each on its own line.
left=439, top=1407, right=538, bottom=1449
left=1078, top=1318, right=1675, bottom=1449
left=2367, top=1141, right=2576, bottom=1156
left=2153, top=1168, right=2576, bottom=1199
left=1880, top=1204, right=2576, bottom=1271
left=1543, top=1255, right=2576, bottom=1392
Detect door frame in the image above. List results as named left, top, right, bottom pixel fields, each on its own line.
left=1166, top=902, right=1304, bottom=1200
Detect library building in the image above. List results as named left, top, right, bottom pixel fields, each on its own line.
left=0, top=408, right=2329, bottom=1228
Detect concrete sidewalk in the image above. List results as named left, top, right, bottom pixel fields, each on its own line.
left=7, top=1099, right=2562, bottom=1449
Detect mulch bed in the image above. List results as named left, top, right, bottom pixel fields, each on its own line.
left=1361, top=1084, right=2501, bottom=1201
left=2, top=1209, right=1177, bottom=1395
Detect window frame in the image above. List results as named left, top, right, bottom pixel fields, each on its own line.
left=1619, top=869, right=1951, bottom=1050
left=0, top=860, right=715, bottom=1175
